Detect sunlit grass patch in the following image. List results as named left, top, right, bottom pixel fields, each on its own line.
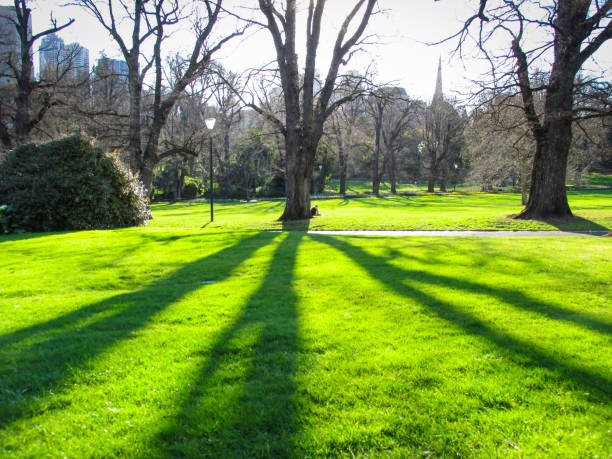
left=148, top=189, right=612, bottom=232
left=1, top=228, right=610, bottom=456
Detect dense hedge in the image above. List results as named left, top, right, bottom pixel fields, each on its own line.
left=0, top=135, right=151, bottom=233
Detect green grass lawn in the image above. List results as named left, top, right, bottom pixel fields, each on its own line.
left=1, top=193, right=611, bottom=457
left=325, top=173, right=612, bottom=195
left=150, top=188, right=612, bottom=232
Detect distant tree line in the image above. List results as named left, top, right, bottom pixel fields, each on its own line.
left=0, top=0, right=610, bottom=222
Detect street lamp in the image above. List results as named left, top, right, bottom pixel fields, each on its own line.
left=205, top=117, right=216, bottom=222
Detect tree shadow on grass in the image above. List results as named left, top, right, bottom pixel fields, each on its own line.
left=543, top=215, right=610, bottom=233
left=377, top=240, right=612, bottom=336
left=0, top=231, right=279, bottom=429
left=0, top=231, right=75, bottom=244
left=281, top=218, right=311, bottom=232
left=155, top=232, right=303, bottom=457
left=311, top=234, right=612, bottom=399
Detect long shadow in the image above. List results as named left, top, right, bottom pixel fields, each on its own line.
left=0, top=230, right=76, bottom=244
left=155, top=232, right=302, bottom=456
left=281, top=217, right=310, bottom=232
left=0, top=232, right=260, bottom=349
left=311, top=235, right=612, bottom=398
left=0, top=232, right=279, bottom=429
left=375, top=240, right=612, bottom=336
left=543, top=215, right=610, bottom=233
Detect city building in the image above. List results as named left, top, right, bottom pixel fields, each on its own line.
left=92, top=56, right=129, bottom=108
left=39, top=33, right=89, bottom=79
left=107, top=58, right=128, bottom=77
left=0, top=5, right=32, bottom=83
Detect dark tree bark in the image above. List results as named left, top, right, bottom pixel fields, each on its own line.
left=371, top=100, right=383, bottom=195
left=439, top=160, right=447, bottom=192
left=256, top=0, right=377, bottom=220
left=427, top=166, right=437, bottom=192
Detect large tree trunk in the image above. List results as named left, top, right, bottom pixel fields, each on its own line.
left=280, top=126, right=313, bottom=220
left=127, top=66, right=143, bottom=177
left=427, top=163, right=437, bottom=192
left=336, top=135, right=347, bottom=195
left=372, top=176, right=381, bottom=195
left=139, top=158, right=156, bottom=194
left=372, top=103, right=383, bottom=195
left=281, top=167, right=312, bottom=220
left=516, top=51, right=576, bottom=219
left=517, top=135, right=572, bottom=218
left=439, top=162, right=447, bottom=192
left=389, top=151, right=397, bottom=194
left=339, top=152, right=347, bottom=195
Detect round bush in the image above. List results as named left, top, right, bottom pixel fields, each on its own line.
left=0, top=135, right=151, bottom=232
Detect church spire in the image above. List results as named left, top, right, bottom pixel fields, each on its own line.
left=433, top=57, right=443, bottom=103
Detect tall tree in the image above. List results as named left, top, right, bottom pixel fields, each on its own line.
left=328, top=94, right=367, bottom=195
left=209, top=68, right=244, bottom=196
left=73, top=0, right=242, bottom=192
left=455, top=0, right=612, bottom=219
left=420, top=97, right=463, bottom=192
left=255, top=0, right=378, bottom=220
left=465, top=94, right=535, bottom=202
left=365, top=87, right=415, bottom=195
left=0, top=0, right=74, bottom=149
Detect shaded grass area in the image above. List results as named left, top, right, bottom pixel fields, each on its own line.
left=148, top=189, right=612, bottom=232
left=583, top=173, right=612, bottom=188
left=1, top=229, right=611, bottom=456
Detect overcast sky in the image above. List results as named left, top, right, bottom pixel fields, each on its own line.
left=20, top=0, right=612, bottom=102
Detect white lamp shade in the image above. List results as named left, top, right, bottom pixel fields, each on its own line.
left=205, top=118, right=216, bottom=130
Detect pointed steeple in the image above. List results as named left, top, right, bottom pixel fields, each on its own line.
left=433, top=57, right=443, bottom=104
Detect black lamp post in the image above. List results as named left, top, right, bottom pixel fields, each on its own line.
left=205, top=117, right=216, bottom=221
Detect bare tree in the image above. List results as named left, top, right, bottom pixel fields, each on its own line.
left=72, top=0, right=243, bottom=192
left=465, top=94, right=535, bottom=202
left=364, top=86, right=416, bottom=194
left=419, top=97, right=463, bottom=192
left=454, top=0, right=612, bottom=219
left=252, top=0, right=378, bottom=220
left=209, top=67, right=245, bottom=196
left=327, top=75, right=370, bottom=195
left=0, top=0, right=74, bottom=149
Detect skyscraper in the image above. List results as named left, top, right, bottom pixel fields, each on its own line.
left=0, top=5, right=32, bottom=83
left=39, top=33, right=64, bottom=72
left=39, top=33, right=89, bottom=79
left=66, top=42, right=89, bottom=77
left=92, top=56, right=129, bottom=108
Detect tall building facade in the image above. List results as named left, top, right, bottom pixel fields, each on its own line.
left=0, top=5, right=32, bottom=83
left=39, top=33, right=89, bottom=79
left=107, top=58, right=128, bottom=77
left=92, top=56, right=129, bottom=109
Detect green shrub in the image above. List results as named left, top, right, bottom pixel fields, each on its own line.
left=182, top=176, right=203, bottom=200
left=0, top=135, right=151, bottom=233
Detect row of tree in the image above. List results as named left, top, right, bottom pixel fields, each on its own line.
left=1, top=0, right=611, bottom=221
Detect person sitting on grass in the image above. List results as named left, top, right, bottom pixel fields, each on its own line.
left=311, top=204, right=322, bottom=217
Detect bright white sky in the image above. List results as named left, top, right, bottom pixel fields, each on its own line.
left=18, top=0, right=612, bottom=102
